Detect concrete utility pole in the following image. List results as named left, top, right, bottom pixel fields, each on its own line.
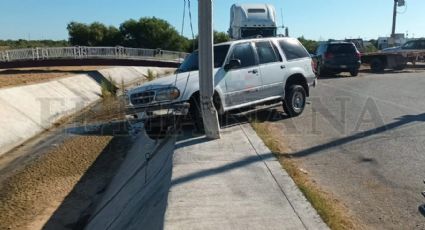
left=391, top=0, right=398, bottom=38
left=198, top=0, right=221, bottom=139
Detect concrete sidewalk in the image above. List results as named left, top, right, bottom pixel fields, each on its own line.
left=164, top=124, right=328, bottom=230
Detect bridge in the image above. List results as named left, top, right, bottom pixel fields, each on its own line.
left=0, top=46, right=187, bottom=69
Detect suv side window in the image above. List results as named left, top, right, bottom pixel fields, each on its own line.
left=255, top=41, right=281, bottom=64
left=279, top=39, right=309, bottom=60
left=228, top=42, right=256, bottom=68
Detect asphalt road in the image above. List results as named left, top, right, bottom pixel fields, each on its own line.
left=271, top=71, right=425, bottom=229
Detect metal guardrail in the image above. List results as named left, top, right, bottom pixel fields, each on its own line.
left=0, top=46, right=188, bottom=63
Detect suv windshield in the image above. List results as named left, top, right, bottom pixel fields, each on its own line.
left=328, top=43, right=356, bottom=54
left=176, top=45, right=230, bottom=73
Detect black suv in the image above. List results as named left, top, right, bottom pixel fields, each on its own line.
left=315, top=41, right=361, bottom=77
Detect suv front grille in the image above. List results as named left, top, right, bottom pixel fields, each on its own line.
left=130, top=91, right=155, bottom=105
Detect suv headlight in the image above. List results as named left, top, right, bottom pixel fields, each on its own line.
left=155, top=87, right=180, bottom=102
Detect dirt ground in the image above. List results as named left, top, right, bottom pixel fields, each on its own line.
left=0, top=66, right=106, bottom=88
left=0, top=95, right=133, bottom=230
left=0, top=67, right=166, bottom=229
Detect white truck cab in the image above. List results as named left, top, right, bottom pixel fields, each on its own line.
left=126, top=37, right=317, bottom=137
left=228, top=4, right=277, bottom=40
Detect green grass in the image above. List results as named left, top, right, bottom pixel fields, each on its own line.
left=100, top=76, right=117, bottom=98
left=251, top=120, right=359, bottom=230
left=146, top=69, right=157, bottom=81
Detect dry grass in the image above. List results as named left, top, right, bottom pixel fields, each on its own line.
left=0, top=136, right=113, bottom=229
left=251, top=121, right=363, bottom=230
left=145, top=69, right=157, bottom=81
left=0, top=66, right=105, bottom=88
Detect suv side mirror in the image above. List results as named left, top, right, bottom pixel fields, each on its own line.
left=224, top=59, right=241, bottom=71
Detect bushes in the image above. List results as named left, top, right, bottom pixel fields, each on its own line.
left=100, top=76, right=117, bottom=98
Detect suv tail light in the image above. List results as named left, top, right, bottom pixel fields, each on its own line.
left=324, top=52, right=334, bottom=60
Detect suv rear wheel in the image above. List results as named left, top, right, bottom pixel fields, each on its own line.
left=283, top=85, right=306, bottom=117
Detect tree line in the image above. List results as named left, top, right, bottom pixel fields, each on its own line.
left=0, top=39, right=68, bottom=50
left=1, top=16, right=379, bottom=53
left=67, top=17, right=230, bottom=52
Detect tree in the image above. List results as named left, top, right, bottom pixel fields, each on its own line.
left=66, top=17, right=228, bottom=52
left=298, top=36, right=318, bottom=54
left=103, top=26, right=123, bottom=46
left=67, top=22, right=122, bottom=46
left=214, top=31, right=230, bottom=44
left=186, top=31, right=231, bottom=52
left=67, top=22, right=90, bottom=46
left=120, top=17, right=188, bottom=51
left=88, top=22, right=108, bottom=46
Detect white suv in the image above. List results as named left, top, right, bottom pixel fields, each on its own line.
left=127, top=37, right=317, bottom=134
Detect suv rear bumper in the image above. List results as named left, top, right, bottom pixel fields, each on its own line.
left=323, top=61, right=361, bottom=71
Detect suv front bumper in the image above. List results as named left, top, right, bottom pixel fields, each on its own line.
left=125, top=101, right=190, bottom=120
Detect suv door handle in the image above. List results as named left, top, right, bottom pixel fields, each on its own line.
left=248, top=69, right=258, bottom=74
left=280, top=65, right=286, bottom=69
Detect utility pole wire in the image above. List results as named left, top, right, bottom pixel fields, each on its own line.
left=181, top=0, right=186, bottom=36
left=187, top=0, right=196, bottom=51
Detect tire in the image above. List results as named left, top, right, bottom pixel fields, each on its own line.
left=189, top=94, right=224, bottom=132
left=370, top=58, right=385, bottom=73
left=189, top=95, right=205, bottom=132
left=144, top=118, right=168, bottom=140
left=317, top=65, right=327, bottom=78
left=283, top=85, right=306, bottom=117
left=350, top=68, right=359, bottom=77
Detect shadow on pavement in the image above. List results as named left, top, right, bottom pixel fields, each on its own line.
left=420, top=204, right=425, bottom=217
left=289, top=113, right=425, bottom=158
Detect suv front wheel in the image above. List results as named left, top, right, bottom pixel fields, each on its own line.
left=283, top=85, right=306, bottom=117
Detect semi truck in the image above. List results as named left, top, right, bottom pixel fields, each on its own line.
left=228, top=4, right=277, bottom=40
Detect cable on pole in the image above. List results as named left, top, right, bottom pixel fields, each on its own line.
left=187, top=0, right=196, bottom=51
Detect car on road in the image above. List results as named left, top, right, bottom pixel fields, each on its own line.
left=381, top=38, right=425, bottom=64
left=382, top=38, right=425, bottom=53
left=315, top=41, right=361, bottom=77
left=126, top=37, right=317, bottom=137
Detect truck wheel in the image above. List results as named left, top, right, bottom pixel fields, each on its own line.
left=350, top=69, right=359, bottom=77
left=144, top=118, right=168, bottom=140
left=370, top=58, right=385, bottom=73
left=283, top=85, right=306, bottom=117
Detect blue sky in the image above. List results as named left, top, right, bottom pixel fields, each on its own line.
left=1, top=0, right=424, bottom=41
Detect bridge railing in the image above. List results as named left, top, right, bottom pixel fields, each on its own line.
left=0, top=46, right=188, bottom=63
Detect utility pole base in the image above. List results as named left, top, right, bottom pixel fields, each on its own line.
left=201, top=96, right=221, bottom=139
